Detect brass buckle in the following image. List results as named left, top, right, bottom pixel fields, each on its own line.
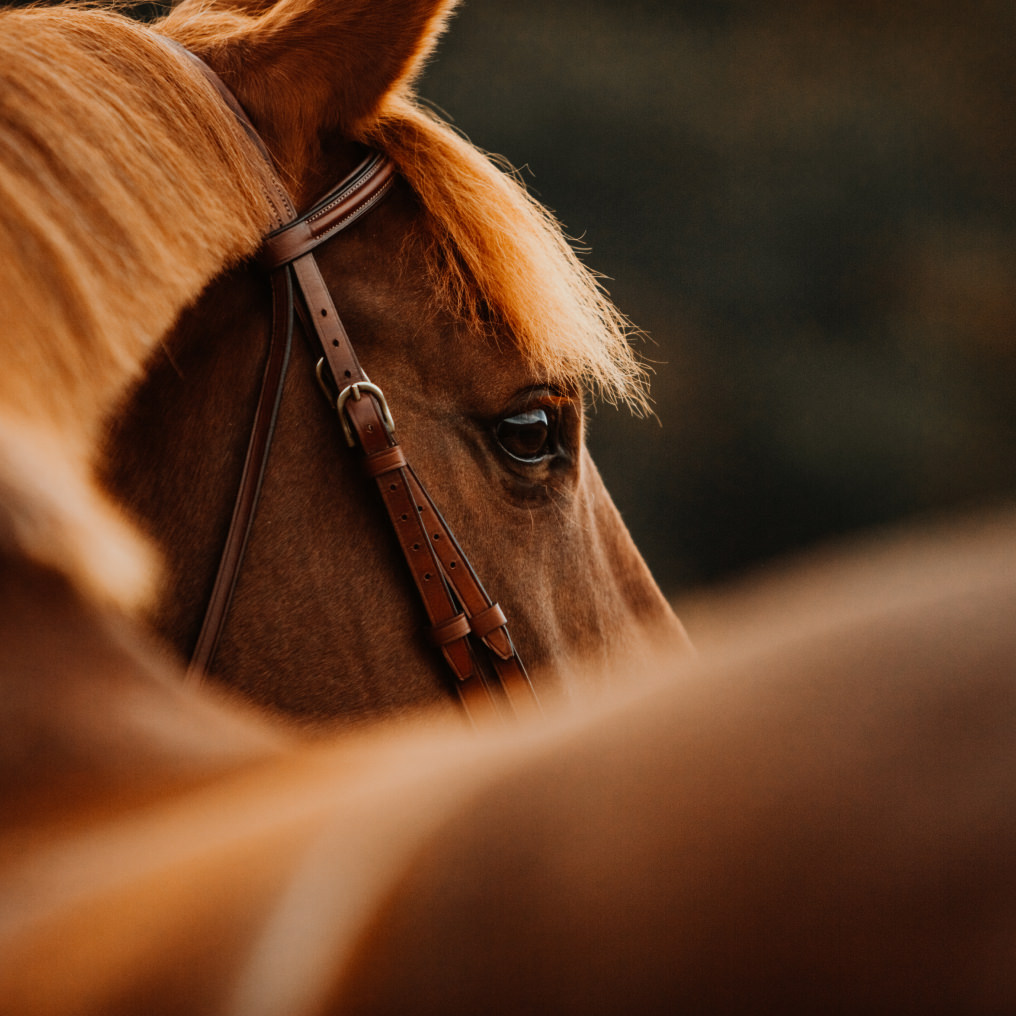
left=336, top=381, right=396, bottom=448
left=315, top=359, right=396, bottom=447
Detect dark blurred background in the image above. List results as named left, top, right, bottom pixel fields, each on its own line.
left=418, top=0, right=1016, bottom=598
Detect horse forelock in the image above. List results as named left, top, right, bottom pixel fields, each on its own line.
left=1, top=1, right=646, bottom=438
left=0, top=0, right=646, bottom=612
left=160, top=0, right=649, bottom=410
left=360, top=98, right=651, bottom=411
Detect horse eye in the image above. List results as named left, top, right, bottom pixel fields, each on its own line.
left=495, top=408, right=554, bottom=463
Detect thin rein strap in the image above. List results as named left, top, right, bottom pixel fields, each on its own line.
left=174, top=43, right=540, bottom=722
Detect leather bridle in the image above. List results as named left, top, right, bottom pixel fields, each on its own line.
left=172, top=44, right=540, bottom=723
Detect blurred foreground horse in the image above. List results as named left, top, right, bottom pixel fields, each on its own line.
left=1, top=1, right=1014, bottom=1012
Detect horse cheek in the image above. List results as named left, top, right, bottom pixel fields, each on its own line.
left=568, top=451, right=691, bottom=670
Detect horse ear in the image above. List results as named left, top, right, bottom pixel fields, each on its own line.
left=160, top=0, right=457, bottom=172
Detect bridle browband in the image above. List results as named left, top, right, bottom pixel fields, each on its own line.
left=173, top=44, right=540, bottom=723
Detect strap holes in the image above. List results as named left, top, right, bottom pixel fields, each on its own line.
left=433, top=533, right=441, bottom=540
left=332, top=339, right=339, bottom=346
left=344, top=370, right=351, bottom=378
left=400, top=513, right=408, bottom=521
left=412, top=543, right=420, bottom=551
left=389, top=483, right=397, bottom=491
left=424, top=572, right=432, bottom=581
left=449, top=561, right=457, bottom=569
left=417, top=505, right=424, bottom=513
left=320, top=308, right=328, bottom=317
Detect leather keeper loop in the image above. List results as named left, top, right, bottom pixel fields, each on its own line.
left=259, top=158, right=396, bottom=270
left=261, top=221, right=315, bottom=269
left=365, top=445, right=408, bottom=477
left=428, top=612, right=472, bottom=647
left=470, top=602, right=507, bottom=639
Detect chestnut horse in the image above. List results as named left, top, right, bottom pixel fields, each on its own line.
left=1, top=1, right=1015, bottom=1014
left=101, top=0, right=689, bottom=725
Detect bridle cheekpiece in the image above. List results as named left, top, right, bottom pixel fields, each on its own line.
left=169, top=41, right=541, bottom=724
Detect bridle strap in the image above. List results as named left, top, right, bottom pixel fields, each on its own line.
left=187, top=267, right=294, bottom=678
left=174, top=43, right=540, bottom=721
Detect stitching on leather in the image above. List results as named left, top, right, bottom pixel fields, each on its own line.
left=308, top=177, right=395, bottom=245
left=306, top=160, right=384, bottom=223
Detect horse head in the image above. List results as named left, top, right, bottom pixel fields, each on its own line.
left=102, top=0, right=690, bottom=724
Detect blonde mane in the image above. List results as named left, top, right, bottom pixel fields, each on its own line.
left=0, top=1, right=647, bottom=439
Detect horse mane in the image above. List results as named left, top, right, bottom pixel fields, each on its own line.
left=0, top=0, right=646, bottom=447
left=0, top=4, right=273, bottom=453
left=0, top=0, right=646, bottom=606
left=0, top=4, right=273, bottom=606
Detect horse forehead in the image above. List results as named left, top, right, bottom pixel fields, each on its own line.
left=310, top=183, right=534, bottom=404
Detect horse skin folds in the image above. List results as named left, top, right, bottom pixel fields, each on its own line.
left=0, top=1, right=1014, bottom=1013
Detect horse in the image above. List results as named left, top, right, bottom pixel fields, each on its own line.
left=1, top=1, right=1015, bottom=1013
left=98, top=0, right=691, bottom=726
